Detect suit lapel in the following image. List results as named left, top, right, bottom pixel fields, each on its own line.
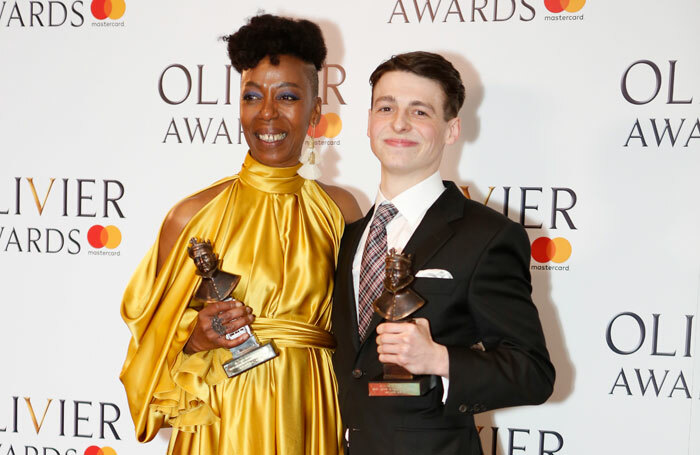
left=404, top=183, right=465, bottom=271
left=357, top=183, right=465, bottom=350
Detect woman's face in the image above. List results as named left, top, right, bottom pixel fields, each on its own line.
left=240, top=55, right=321, bottom=168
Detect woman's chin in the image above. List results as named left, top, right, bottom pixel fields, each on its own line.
left=250, top=148, right=300, bottom=168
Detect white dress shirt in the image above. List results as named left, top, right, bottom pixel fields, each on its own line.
left=351, top=171, right=450, bottom=400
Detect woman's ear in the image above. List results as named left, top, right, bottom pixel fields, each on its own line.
left=311, top=96, right=322, bottom=126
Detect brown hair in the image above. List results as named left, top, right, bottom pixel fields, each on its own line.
left=369, top=51, right=465, bottom=120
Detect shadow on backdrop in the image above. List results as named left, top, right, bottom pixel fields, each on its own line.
left=432, top=52, right=574, bottom=455
left=312, top=17, right=373, bottom=212
left=438, top=50, right=484, bottom=183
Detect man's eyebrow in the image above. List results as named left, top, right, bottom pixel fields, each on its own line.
left=409, top=100, right=436, bottom=112
left=373, top=95, right=396, bottom=106
left=372, top=95, right=436, bottom=113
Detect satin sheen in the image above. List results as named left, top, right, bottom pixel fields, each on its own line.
left=120, top=154, right=344, bottom=454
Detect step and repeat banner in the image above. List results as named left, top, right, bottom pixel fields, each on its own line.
left=1, top=1, right=699, bottom=454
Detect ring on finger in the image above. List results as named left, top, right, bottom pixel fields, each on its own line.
left=211, top=314, right=227, bottom=336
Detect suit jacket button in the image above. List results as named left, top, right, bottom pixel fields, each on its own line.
left=352, top=369, right=363, bottom=379
left=458, top=404, right=468, bottom=413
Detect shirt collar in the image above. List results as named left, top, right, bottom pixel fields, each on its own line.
left=374, top=172, right=445, bottom=226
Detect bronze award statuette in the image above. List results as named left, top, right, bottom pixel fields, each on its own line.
left=368, top=248, right=438, bottom=397
left=187, top=238, right=278, bottom=378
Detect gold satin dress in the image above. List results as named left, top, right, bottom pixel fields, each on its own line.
left=119, top=154, right=344, bottom=454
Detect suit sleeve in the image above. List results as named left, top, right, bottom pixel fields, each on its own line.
left=443, top=220, right=555, bottom=415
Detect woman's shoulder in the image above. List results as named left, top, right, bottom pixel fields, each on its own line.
left=316, top=181, right=363, bottom=223
left=157, top=179, right=235, bottom=272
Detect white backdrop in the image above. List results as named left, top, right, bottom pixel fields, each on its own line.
left=1, top=1, right=699, bottom=454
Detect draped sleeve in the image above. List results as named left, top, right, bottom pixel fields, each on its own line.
left=119, top=177, right=237, bottom=442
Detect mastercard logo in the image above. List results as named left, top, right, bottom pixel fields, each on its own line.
left=84, top=447, right=116, bottom=455
left=531, top=237, right=572, bottom=263
left=91, top=0, right=126, bottom=20
left=308, top=113, right=342, bottom=139
left=87, top=225, right=122, bottom=249
left=544, top=0, right=585, bottom=13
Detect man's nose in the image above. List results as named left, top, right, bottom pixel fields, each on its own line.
left=391, top=110, right=410, bottom=132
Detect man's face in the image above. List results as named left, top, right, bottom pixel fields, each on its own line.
left=193, top=248, right=216, bottom=273
left=368, top=71, right=460, bottom=182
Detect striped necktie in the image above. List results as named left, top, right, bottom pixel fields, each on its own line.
left=357, top=202, right=399, bottom=339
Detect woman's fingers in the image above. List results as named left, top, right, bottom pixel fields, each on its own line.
left=186, top=299, right=257, bottom=353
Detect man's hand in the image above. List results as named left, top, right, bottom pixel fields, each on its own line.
left=376, top=318, right=449, bottom=378
left=184, top=300, right=255, bottom=354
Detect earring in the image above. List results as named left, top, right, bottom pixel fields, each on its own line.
left=298, top=124, right=321, bottom=180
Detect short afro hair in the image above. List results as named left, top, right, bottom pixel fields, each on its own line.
left=370, top=51, right=465, bottom=120
left=224, top=14, right=327, bottom=94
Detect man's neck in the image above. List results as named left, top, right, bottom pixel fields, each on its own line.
left=379, top=169, right=438, bottom=200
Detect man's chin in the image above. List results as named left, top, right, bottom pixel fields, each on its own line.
left=377, top=155, right=414, bottom=171
left=381, top=162, right=421, bottom=177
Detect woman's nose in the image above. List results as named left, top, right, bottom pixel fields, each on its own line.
left=259, top=96, right=277, bottom=120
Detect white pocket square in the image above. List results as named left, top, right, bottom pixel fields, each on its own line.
left=415, top=268, right=453, bottom=279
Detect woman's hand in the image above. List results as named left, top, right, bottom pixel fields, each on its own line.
left=184, top=300, right=255, bottom=354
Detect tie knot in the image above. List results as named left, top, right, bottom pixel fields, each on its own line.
left=372, top=202, right=398, bottom=227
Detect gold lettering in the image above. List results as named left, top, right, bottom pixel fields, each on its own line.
left=482, top=186, right=495, bottom=205
left=460, top=186, right=495, bottom=205
left=24, top=397, right=53, bottom=434
left=322, top=64, right=347, bottom=105
left=26, top=178, right=56, bottom=215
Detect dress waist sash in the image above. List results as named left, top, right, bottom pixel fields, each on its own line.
left=251, top=317, right=335, bottom=349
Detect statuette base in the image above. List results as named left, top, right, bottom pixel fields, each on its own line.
left=368, top=374, right=437, bottom=396
left=223, top=342, right=278, bottom=378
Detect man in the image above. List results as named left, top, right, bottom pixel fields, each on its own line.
left=332, top=51, right=555, bottom=454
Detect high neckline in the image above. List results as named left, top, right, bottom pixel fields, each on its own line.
left=238, top=153, right=305, bottom=194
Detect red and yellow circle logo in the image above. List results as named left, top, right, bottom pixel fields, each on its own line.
left=84, top=447, right=116, bottom=455
left=308, top=113, right=342, bottom=139
left=87, top=225, right=122, bottom=249
left=531, top=237, right=572, bottom=263
left=544, top=0, right=585, bottom=13
left=91, top=0, right=126, bottom=20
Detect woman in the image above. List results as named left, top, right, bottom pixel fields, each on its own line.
left=120, top=14, right=361, bottom=455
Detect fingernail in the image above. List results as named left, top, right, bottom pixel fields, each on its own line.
left=246, top=307, right=253, bottom=313
left=234, top=301, right=243, bottom=307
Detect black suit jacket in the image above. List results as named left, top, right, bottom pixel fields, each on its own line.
left=332, top=182, right=555, bottom=455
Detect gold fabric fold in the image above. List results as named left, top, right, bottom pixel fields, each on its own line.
left=238, top=156, right=305, bottom=194
left=120, top=154, right=344, bottom=454
left=252, top=317, right=336, bottom=349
